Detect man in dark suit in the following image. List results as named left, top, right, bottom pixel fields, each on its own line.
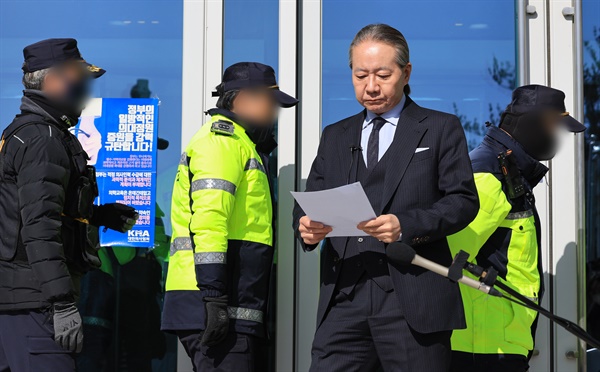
left=292, top=24, right=479, bottom=371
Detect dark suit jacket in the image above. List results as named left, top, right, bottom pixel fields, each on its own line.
left=292, top=97, right=479, bottom=334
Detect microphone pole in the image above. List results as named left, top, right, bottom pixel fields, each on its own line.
left=385, top=242, right=600, bottom=349
left=385, top=242, right=502, bottom=297
left=463, top=260, right=600, bottom=349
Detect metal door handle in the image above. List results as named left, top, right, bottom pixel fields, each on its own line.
left=565, top=350, right=580, bottom=359
left=562, top=7, right=575, bottom=18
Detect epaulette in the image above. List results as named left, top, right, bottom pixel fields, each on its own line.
left=211, top=120, right=235, bottom=136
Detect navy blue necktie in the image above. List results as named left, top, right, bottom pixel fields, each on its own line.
left=367, top=117, right=386, bottom=169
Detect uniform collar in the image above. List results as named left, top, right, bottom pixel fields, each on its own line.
left=485, top=125, right=548, bottom=187
left=20, top=90, right=72, bottom=129
left=206, top=108, right=277, bottom=154
left=363, top=94, right=406, bottom=129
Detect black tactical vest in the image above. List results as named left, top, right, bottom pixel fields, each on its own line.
left=0, top=113, right=101, bottom=273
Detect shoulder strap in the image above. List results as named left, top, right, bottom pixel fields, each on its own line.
left=0, top=114, right=48, bottom=180
left=0, top=113, right=48, bottom=154
left=0, top=114, right=79, bottom=180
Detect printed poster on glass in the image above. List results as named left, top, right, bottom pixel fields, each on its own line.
left=75, top=98, right=158, bottom=248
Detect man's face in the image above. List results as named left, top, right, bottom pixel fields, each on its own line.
left=540, top=110, right=565, bottom=154
left=541, top=110, right=563, bottom=136
left=232, top=88, right=279, bottom=126
left=42, top=62, right=91, bottom=111
left=351, top=40, right=411, bottom=115
left=43, top=62, right=85, bottom=97
left=512, top=110, right=564, bottom=160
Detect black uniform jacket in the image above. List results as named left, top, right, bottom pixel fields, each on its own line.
left=0, top=93, right=83, bottom=310
left=293, top=97, right=479, bottom=333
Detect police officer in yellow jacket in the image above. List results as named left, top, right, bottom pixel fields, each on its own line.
left=448, top=85, right=585, bottom=372
left=161, top=62, right=297, bottom=371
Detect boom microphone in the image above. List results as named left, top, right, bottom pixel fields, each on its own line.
left=386, top=243, right=600, bottom=348
left=463, top=257, right=600, bottom=349
left=386, top=242, right=502, bottom=297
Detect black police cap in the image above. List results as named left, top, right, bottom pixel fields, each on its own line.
left=22, top=38, right=105, bottom=79
left=213, top=62, right=298, bottom=108
left=504, top=84, right=585, bottom=133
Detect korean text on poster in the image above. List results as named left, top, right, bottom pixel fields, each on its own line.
left=77, top=98, right=158, bottom=247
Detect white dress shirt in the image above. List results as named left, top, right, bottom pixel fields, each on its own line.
left=360, top=94, right=406, bottom=165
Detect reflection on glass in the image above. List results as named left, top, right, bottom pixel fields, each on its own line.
left=583, top=0, right=600, bottom=364
left=322, top=0, right=517, bottom=150
left=223, top=0, right=280, bottom=192
left=224, top=0, right=279, bottom=71
left=223, top=1, right=279, bottom=371
left=0, top=1, right=183, bottom=371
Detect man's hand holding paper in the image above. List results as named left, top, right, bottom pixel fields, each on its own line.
left=357, top=214, right=401, bottom=243
left=298, top=216, right=333, bottom=245
left=291, top=182, right=377, bottom=240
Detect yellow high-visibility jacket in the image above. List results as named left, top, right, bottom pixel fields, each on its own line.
left=448, top=126, right=547, bottom=357
left=162, top=110, right=274, bottom=337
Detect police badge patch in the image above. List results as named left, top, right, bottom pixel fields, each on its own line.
left=211, top=120, right=235, bottom=136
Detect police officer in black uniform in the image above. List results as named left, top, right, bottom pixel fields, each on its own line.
left=0, top=38, right=139, bottom=372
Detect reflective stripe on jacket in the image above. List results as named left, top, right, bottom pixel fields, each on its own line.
left=447, top=126, right=546, bottom=357
left=162, top=113, right=273, bottom=337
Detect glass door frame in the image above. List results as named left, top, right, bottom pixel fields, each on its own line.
left=179, top=0, right=589, bottom=370
left=525, top=1, right=586, bottom=371
left=280, top=1, right=588, bottom=371
left=179, top=0, right=224, bottom=370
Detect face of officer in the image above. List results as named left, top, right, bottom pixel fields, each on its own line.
left=350, top=40, right=411, bottom=115
left=501, top=109, right=565, bottom=161
left=231, top=88, right=279, bottom=127
left=535, top=110, right=563, bottom=159
left=42, top=61, right=92, bottom=115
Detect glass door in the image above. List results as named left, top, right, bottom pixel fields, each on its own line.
left=222, top=1, right=280, bottom=370
left=322, top=0, right=517, bottom=149
left=583, top=0, right=600, bottom=370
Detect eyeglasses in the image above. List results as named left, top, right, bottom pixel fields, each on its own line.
left=70, top=128, right=90, bottom=138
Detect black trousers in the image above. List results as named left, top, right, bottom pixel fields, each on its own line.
left=177, top=330, right=256, bottom=372
left=0, top=310, right=75, bottom=372
left=310, top=276, right=452, bottom=372
left=450, top=351, right=529, bottom=372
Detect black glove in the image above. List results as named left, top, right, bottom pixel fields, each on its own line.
left=91, top=203, right=139, bottom=232
left=201, top=295, right=229, bottom=346
left=53, top=301, right=84, bottom=353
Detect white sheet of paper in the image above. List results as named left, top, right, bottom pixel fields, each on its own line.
left=291, top=182, right=377, bottom=237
